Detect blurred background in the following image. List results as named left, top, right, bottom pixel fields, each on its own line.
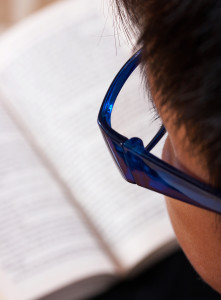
left=0, top=0, right=58, bottom=32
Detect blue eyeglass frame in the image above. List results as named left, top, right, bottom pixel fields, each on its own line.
left=97, top=49, right=221, bottom=214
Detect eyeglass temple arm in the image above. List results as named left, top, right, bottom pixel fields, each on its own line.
left=145, top=125, right=166, bottom=152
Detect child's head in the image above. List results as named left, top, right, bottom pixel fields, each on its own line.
left=114, top=0, right=221, bottom=293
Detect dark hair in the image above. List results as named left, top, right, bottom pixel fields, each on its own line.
left=114, top=0, right=221, bottom=188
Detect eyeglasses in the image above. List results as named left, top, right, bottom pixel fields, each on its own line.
left=97, top=49, right=221, bottom=214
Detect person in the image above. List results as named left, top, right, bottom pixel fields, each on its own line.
left=111, top=0, right=221, bottom=295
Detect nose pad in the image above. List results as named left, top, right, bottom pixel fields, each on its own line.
left=127, top=137, right=144, bottom=150
left=123, top=137, right=147, bottom=186
left=123, top=137, right=144, bottom=172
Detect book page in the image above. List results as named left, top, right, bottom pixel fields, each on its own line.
left=0, top=0, right=177, bottom=273
left=0, top=96, right=115, bottom=299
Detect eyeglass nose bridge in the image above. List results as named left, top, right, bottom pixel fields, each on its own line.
left=99, top=126, right=136, bottom=183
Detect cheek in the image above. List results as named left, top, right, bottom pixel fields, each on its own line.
left=166, top=198, right=221, bottom=293
left=162, top=136, right=171, bottom=164
left=162, top=136, right=204, bottom=260
left=165, top=197, right=191, bottom=250
left=161, top=135, right=176, bottom=166
left=162, top=138, right=194, bottom=272
left=162, top=137, right=221, bottom=293
left=162, top=138, right=185, bottom=246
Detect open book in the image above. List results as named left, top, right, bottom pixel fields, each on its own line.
left=0, top=1, right=178, bottom=299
